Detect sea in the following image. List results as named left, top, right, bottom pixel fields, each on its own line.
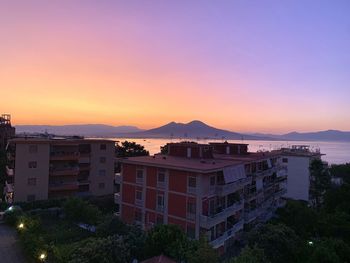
left=110, top=138, right=350, bottom=165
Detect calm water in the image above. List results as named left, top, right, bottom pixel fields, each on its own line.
left=111, top=138, right=350, bottom=165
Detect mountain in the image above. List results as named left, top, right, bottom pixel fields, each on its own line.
left=251, top=130, right=350, bottom=142
left=281, top=130, right=350, bottom=142
left=15, top=124, right=143, bottom=137
left=118, top=120, right=269, bottom=140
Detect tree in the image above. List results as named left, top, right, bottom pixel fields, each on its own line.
left=306, top=238, right=350, bottom=263
left=0, top=149, right=7, bottom=192
left=96, top=215, right=129, bottom=237
left=68, top=235, right=130, bottom=263
left=145, top=224, right=190, bottom=261
left=116, top=141, right=149, bottom=158
left=275, top=200, right=318, bottom=239
left=187, top=236, right=219, bottom=263
left=247, top=223, right=303, bottom=263
left=330, top=163, right=350, bottom=184
left=309, top=159, right=331, bottom=208
left=231, top=245, right=270, bottom=263
left=64, top=198, right=102, bottom=225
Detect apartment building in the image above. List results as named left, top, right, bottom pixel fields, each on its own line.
left=5, top=137, right=115, bottom=203
left=117, top=142, right=287, bottom=252
left=280, top=145, right=324, bottom=203
left=0, top=114, right=15, bottom=151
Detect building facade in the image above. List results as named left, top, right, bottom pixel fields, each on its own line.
left=5, top=137, right=115, bottom=203
left=280, top=145, right=323, bottom=203
left=117, top=142, right=287, bottom=252
left=0, top=114, right=15, bottom=151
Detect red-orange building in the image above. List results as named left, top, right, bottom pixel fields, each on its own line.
left=117, top=142, right=287, bottom=252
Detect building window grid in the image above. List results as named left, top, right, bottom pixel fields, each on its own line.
left=136, top=169, right=144, bottom=184
left=28, top=161, right=37, bottom=169
left=157, top=170, right=166, bottom=188
left=156, top=194, right=165, bottom=212
left=188, top=176, right=197, bottom=194
left=187, top=201, right=196, bottom=221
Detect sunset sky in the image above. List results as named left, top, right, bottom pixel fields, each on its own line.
left=1, top=0, right=349, bottom=133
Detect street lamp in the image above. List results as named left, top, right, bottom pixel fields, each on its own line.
left=17, top=223, right=24, bottom=230
left=307, top=241, right=314, bottom=246
left=39, top=253, right=47, bottom=262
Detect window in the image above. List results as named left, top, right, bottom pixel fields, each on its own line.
left=156, top=215, right=164, bottom=225
left=29, top=145, right=38, bottom=153
left=27, top=178, right=37, bottom=186
left=99, top=169, right=106, bottom=176
left=157, top=169, right=166, bottom=187
left=282, top=158, right=288, bottom=163
left=136, top=169, right=144, bottom=184
left=28, top=161, right=37, bottom=169
left=134, top=210, right=142, bottom=223
left=157, top=194, right=164, bottom=211
left=187, top=201, right=196, bottom=220
left=98, top=183, right=105, bottom=189
left=136, top=190, right=143, bottom=200
left=188, top=176, right=196, bottom=193
left=100, top=144, right=107, bottom=150
left=99, top=157, right=106, bottom=163
left=27, top=194, right=36, bottom=202
left=210, top=176, right=216, bottom=187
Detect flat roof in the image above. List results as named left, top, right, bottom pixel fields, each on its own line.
left=214, top=151, right=280, bottom=162
left=9, top=138, right=115, bottom=144
left=120, top=154, right=243, bottom=173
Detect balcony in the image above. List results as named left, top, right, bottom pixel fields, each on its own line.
left=114, top=193, right=121, bottom=204
left=244, top=207, right=263, bottom=223
left=200, top=201, right=243, bottom=229
left=245, top=189, right=263, bottom=201
left=50, top=151, right=80, bottom=161
left=79, top=155, right=91, bottom=164
left=255, top=166, right=278, bottom=178
left=215, top=177, right=251, bottom=196
left=6, top=166, right=14, bottom=176
left=49, top=183, right=79, bottom=192
left=210, top=220, right=244, bottom=248
left=274, top=188, right=287, bottom=198
left=50, top=167, right=79, bottom=176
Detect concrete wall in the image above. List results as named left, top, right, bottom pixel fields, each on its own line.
left=89, top=141, right=114, bottom=196
left=14, top=143, right=50, bottom=202
left=283, top=156, right=310, bottom=201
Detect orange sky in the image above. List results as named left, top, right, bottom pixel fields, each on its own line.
left=1, top=1, right=349, bottom=133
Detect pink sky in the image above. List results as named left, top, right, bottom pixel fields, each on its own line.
left=1, top=1, right=349, bottom=133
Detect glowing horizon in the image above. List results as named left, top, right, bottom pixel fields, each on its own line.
left=1, top=1, right=350, bottom=133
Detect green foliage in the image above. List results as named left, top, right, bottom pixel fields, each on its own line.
left=275, top=200, right=318, bottom=239
left=307, top=238, right=350, bottom=263
left=3, top=206, right=23, bottom=226
left=87, top=196, right=116, bottom=213
left=96, top=215, right=129, bottom=237
left=17, top=216, right=49, bottom=261
left=330, top=163, right=350, bottom=183
left=309, top=159, right=331, bottom=208
left=116, top=141, right=149, bottom=157
left=187, top=236, right=219, bottom=263
left=15, top=198, right=64, bottom=211
left=68, top=235, right=130, bottom=263
left=145, top=224, right=190, bottom=261
left=324, top=184, right=350, bottom=214
left=231, top=245, right=269, bottom=263
left=64, top=197, right=102, bottom=225
left=248, top=223, right=303, bottom=263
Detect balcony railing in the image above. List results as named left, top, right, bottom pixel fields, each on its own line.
left=200, top=201, right=243, bottom=228
left=254, top=166, right=278, bottom=178
left=274, top=188, right=287, bottom=198
left=244, top=207, right=263, bottom=223
left=50, top=151, right=80, bottom=160
left=215, top=177, right=251, bottom=196
left=49, top=183, right=79, bottom=191
left=50, top=167, right=79, bottom=176
left=210, top=220, right=244, bottom=248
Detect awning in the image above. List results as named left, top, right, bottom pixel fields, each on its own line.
left=223, top=165, right=246, bottom=183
